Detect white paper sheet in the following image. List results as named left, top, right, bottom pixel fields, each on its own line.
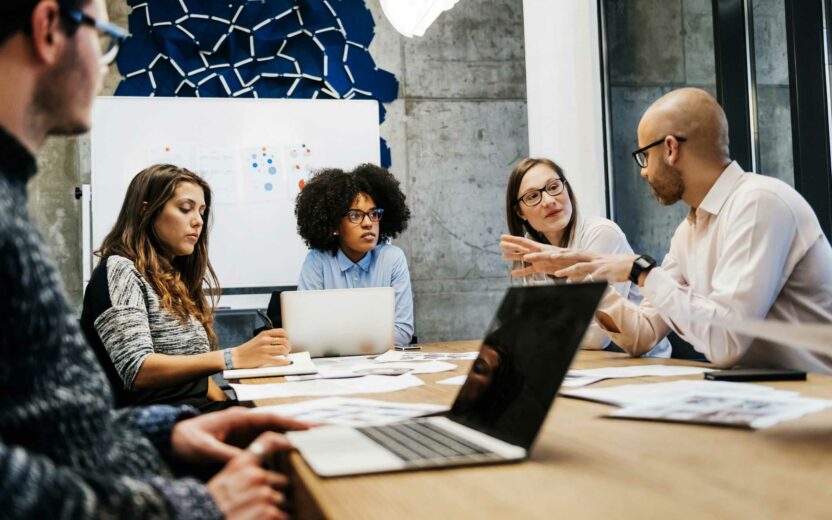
left=222, top=351, right=317, bottom=379
left=568, top=365, right=714, bottom=380
left=608, top=393, right=832, bottom=429
left=374, top=350, right=479, bottom=363
left=284, top=360, right=457, bottom=381
left=253, top=397, right=448, bottom=426
left=561, top=380, right=798, bottom=407
left=437, top=375, right=467, bottom=386
left=561, top=374, right=607, bottom=388
left=231, top=373, right=424, bottom=401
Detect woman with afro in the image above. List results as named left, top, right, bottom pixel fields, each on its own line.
left=294, top=164, right=414, bottom=345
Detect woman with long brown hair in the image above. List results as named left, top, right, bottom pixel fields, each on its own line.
left=81, top=164, right=291, bottom=409
left=499, top=157, right=670, bottom=357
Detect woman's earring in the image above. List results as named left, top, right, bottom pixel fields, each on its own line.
left=332, top=231, right=338, bottom=236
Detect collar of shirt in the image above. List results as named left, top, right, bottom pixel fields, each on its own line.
left=336, top=247, right=374, bottom=273
left=688, top=160, right=745, bottom=223
left=0, top=124, right=37, bottom=183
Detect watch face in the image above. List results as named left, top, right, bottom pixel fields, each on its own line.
left=636, top=257, right=651, bottom=269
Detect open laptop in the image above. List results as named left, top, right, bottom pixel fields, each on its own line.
left=281, top=287, right=395, bottom=357
left=286, top=282, right=607, bottom=477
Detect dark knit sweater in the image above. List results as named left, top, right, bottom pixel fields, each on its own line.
left=82, top=255, right=211, bottom=408
left=0, top=126, right=221, bottom=519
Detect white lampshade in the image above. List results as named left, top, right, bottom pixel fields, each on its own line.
left=380, top=0, right=460, bottom=38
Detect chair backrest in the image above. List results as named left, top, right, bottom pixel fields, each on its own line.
left=668, top=331, right=706, bottom=361
left=266, top=288, right=293, bottom=328
left=252, top=286, right=297, bottom=337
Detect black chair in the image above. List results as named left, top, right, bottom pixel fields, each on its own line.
left=252, top=287, right=296, bottom=336
left=668, top=331, right=707, bottom=361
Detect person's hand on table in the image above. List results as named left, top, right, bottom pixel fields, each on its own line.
left=172, top=407, right=310, bottom=466
left=233, top=328, right=293, bottom=368
left=207, top=431, right=293, bottom=520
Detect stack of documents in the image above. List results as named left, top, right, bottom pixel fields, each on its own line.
left=374, top=350, right=479, bottom=363
left=229, top=350, right=472, bottom=401
left=563, top=380, right=832, bottom=429
left=285, top=360, right=456, bottom=381
left=253, top=397, right=448, bottom=427
left=563, top=365, right=714, bottom=388
left=231, top=373, right=425, bottom=401
left=223, top=351, right=317, bottom=379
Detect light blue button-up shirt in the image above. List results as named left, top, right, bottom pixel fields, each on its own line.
left=297, top=244, right=415, bottom=345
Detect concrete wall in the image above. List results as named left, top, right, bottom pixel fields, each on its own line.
left=29, top=0, right=527, bottom=346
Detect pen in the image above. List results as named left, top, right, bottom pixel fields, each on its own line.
left=256, top=309, right=274, bottom=329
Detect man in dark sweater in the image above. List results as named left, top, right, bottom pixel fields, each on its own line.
left=0, top=1, right=306, bottom=518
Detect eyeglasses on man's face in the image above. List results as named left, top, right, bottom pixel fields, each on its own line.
left=60, top=8, right=129, bottom=66
left=345, top=208, right=384, bottom=224
left=631, top=136, right=687, bottom=168
left=516, top=179, right=566, bottom=208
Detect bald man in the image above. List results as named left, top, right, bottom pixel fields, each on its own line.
left=504, top=88, right=832, bottom=373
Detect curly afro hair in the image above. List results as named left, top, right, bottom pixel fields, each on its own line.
left=294, top=163, right=411, bottom=254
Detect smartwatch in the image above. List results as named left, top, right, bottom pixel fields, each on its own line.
left=629, top=254, right=657, bottom=284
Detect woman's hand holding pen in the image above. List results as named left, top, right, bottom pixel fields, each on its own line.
left=232, top=328, right=293, bottom=368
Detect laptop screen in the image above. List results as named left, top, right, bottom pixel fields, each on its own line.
left=448, top=283, right=606, bottom=450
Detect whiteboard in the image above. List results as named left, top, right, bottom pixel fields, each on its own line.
left=89, top=96, right=380, bottom=296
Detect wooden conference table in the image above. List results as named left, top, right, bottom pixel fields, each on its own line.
left=249, top=341, right=832, bottom=519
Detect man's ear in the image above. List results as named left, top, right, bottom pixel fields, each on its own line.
left=29, top=1, right=65, bottom=66
left=665, top=136, right=681, bottom=166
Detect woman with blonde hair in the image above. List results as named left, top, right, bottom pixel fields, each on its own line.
left=81, top=164, right=291, bottom=409
left=500, top=157, right=670, bottom=357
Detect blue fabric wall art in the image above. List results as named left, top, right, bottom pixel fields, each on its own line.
left=116, top=0, right=398, bottom=167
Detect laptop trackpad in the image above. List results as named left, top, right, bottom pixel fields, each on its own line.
left=287, top=426, right=406, bottom=477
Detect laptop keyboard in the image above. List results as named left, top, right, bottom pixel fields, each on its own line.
left=357, top=418, right=497, bottom=464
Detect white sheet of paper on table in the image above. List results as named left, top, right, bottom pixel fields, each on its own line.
left=567, top=365, right=714, bottom=379
left=222, top=351, right=317, bottom=379
left=231, top=373, right=425, bottom=401
left=607, top=392, right=832, bottom=429
left=374, top=350, right=479, bottom=363
left=253, top=397, right=448, bottom=427
left=284, top=360, right=457, bottom=381
left=437, top=375, right=467, bottom=386
left=561, top=380, right=799, bottom=408
left=561, top=374, right=607, bottom=388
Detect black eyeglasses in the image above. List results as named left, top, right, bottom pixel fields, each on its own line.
left=60, top=8, right=129, bottom=66
left=345, top=208, right=384, bottom=224
left=631, top=136, right=687, bottom=168
left=516, top=179, right=566, bottom=207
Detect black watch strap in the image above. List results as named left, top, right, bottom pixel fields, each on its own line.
left=629, top=254, right=657, bottom=284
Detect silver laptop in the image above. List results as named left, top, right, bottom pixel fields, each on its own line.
left=286, top=283, right=607, bottom=477
left=281, top=287, right=395, bottom=358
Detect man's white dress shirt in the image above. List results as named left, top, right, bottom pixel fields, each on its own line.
left=598, top=161, right=832, bottom=373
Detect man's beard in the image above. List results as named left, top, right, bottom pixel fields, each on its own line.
left=648, top=164, right=684, bottom=205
